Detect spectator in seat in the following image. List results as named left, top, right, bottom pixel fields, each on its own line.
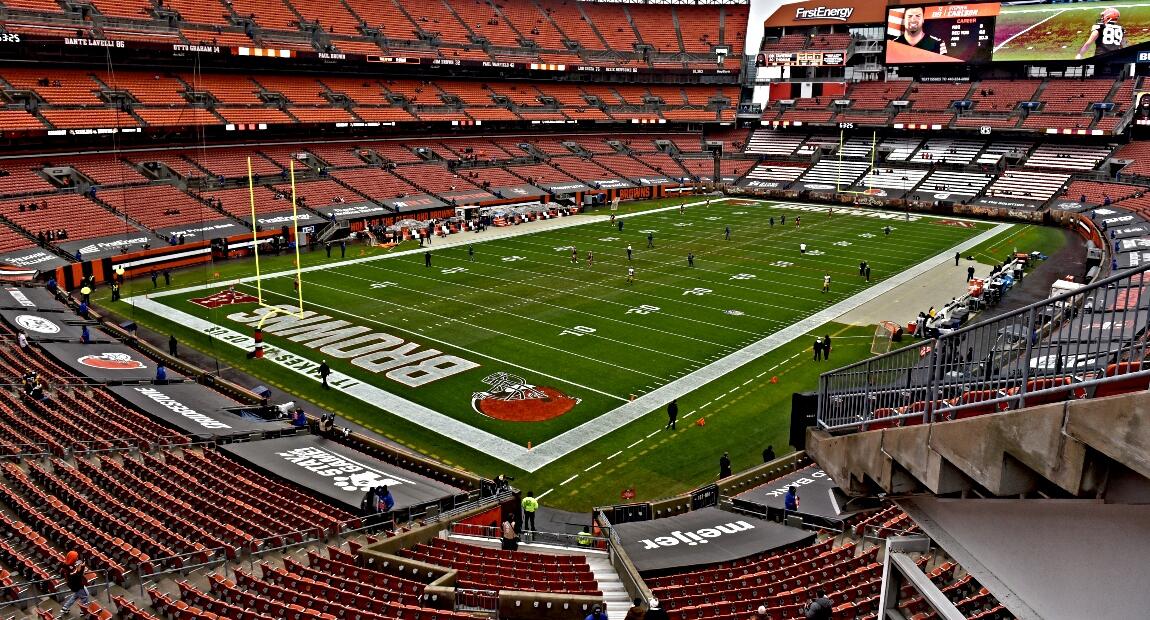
left=155, top=362, right=167, bottom=383
left=645, top=598, right=669, bottom=620
left=292, top=408, right=308, bottom=427
left=624, top=598, right=645, bottom=620
left=803, top=590, right=833, bottom=620
left=585, top=604, right=607, bottom=620
left=753, top=605, right=770, bottom=620
left=500, top=515, right=519, bottom=550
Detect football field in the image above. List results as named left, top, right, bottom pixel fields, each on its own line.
left=121, top=198, right=1010, bottom=507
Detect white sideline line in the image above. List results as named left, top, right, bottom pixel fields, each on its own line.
left=559, top=474, right=578, bottom=486
left=127, top=199, right=1012, bottom=473
left=584, top=461, right=601, bottom=472
left=536, top=488, right=554, bottom=500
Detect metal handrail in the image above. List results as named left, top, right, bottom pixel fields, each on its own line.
left=0, top=568, right=113, bottom=610
left=819, top=261, right=1150, bottom=430
left=449, top=523, right=608, bottom=550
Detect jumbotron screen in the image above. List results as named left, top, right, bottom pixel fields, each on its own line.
left=886, top=0, right=1150, bottom=64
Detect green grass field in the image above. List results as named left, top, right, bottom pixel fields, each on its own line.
left=107, top=197, right=1014, bottom=509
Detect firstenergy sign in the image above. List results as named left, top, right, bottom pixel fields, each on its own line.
left=795, top=6, right=853, bottom=21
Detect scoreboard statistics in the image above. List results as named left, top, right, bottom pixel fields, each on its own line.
left=887, top=3, right=999, bottom=64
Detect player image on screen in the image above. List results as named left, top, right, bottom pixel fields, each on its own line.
left=895, top=7, right=949, bottom=55
left=1076, top=7, right=1125, bottom=59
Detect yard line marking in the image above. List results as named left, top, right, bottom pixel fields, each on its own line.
left=324, top=272, right=698, bottom=367
left=265, top=280, right=660, bottom=386
left=537, top=488, right=554, bottom=499
left=559, top=475, right=579, bottom=486
left=584, top=462, right=601, bottom=472
left=742, top=379, right=754, bottom=386
left=607, top=451, right=622, bottom=460
left=646, top=430, right=660, bottom=438
left=627, top=439, right=644, bottom=449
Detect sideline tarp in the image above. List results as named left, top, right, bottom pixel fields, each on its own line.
left=0, top=286, right=68, bottom=311
left=614, top=508, right=814, bottom=573
left=0, top=310, right=111, bottom=342
left=734, top=465, right=840, bottom=520
left=39, top=342, right=181, bottom=382
left=107, top=383, right=288, bottom=438
left=220, top=435, right=460, bottom=511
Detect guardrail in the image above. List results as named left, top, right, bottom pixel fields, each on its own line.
left=818, top=262, right=1150, bottom=431
left=0, top=568, right=113, bottom=610
left=449, top=522, right=608, bottom=550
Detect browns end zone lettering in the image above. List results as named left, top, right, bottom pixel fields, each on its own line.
left=227, top=305, right=479, bottom=387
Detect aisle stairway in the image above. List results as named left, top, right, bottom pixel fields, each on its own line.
left=585, top=554, right=633, bottom=617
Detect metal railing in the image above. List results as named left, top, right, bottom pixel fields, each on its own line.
left=0, top=569, right=113, bottom=610
left=818, top=263, right=1150, bottom=431
left=448, top=522, right=608, bottom=550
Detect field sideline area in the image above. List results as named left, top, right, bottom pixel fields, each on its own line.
left=112, top=197, right=1011, bottom=509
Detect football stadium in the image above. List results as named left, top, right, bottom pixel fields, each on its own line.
left=0, top=0, right=1146, bottom=617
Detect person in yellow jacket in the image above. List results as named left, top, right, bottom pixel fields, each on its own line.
left=521, top=491, right=538, bottom=534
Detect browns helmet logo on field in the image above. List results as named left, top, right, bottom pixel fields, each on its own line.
left=78, top=352, right=147, bottom=370
left=471, top=372, right=580, bottom=422
left=190, top=287, right=260, bottom=309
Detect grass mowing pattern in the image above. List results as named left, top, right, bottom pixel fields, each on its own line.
left=115, top=199, right=999, bottom=509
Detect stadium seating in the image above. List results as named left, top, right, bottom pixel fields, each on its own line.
left=985, top=170, right=1069, bottom=203
left=0, top=195, right=132, bottom=243
left=1061, top=180, right=1142, bottom=206
left=861, top=167, right=929, bottom=193
left=400, top=538, right=600, bottom=594
left=914, top=171, right=994, bottom=200
left=797, top=160, right=869, bottom=188
left=1024, top=144, right=1113, bottom=171
left=914, top=140, right=982, bottom=165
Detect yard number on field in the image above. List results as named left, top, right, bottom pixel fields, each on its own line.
left=441, top=267, right=468, bottom=274
left=502, top=255, right=525, bottom=262
left=730, top=273, right=756, bottom=280
left=560, top=325, right=597, bottom=337
left=683, top=287, right=712, bottom=296
left=625, top=304, right=660, bottom=315
left=370, top=281, right=398, bottom=289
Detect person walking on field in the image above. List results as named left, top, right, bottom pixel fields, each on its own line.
left=823, top=334, right=832, bottom=360
left=725, top=225, right=731, bottom=241
left=587, top=250, right=594, bottom=267
left=719, top=451, right=732, bottom=478
left=468, top=244, right=475, bottom=261
left=626, top=244, right=632, bottom=261
left=571, top=246, right=578, bottom=264
left=687, top=252, right=695, bottom=267
left=626, top=266, right=634, bottom=285
left=647, top=232, right=654, bottom=248
left=822, top=273, right=831, bottom=293
left=319, top=359, right=331, bottom=389
left=424, top=251, right=431, bottom=267
left=666, top=399, right=678, bottom=430
left=813, top=336, right=823, bottom=361
left=955, top=251, right=961, bottom=266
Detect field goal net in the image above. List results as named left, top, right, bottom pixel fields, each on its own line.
left=871, top=321, right=905, bottom=355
